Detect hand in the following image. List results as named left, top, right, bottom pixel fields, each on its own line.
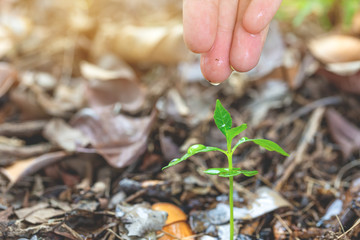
left=183, top=0, right=282, bottom=84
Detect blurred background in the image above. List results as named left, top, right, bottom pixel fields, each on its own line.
left=1, top=0, right=360, bottom=239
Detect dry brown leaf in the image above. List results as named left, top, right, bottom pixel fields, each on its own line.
left=43, top=118, right=90, bottom=152
left=11, top=74, right=85, bottom=119
left=81, top=60, right=146, bottom=113
left=0, top=62, right=17, bottom=98
left=0, top=25, right=13, bottom=58
left=104, top=24, right=189, bottom=64
left=10, top=87, right=48, bottom=120
left=0, top=151, right=68, bottom=187
left=71, top=107, right=156, bottom=168
left=31, top=80, right=86, bottom=117
left=326, top=108, right=360, bottom=159
left=309, top=35, right=360, bottom=93
left=15, top=202, right=64, bottom=224
left=308, top=35, right=360, bottom=63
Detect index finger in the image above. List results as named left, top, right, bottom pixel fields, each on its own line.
left=183, top=0, right=219, bottom=53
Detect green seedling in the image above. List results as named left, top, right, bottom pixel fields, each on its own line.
left=162, top=99, right=289, bottom=240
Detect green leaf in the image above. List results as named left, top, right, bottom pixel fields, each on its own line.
left=251, top=139, right=289, bottom=157
left=214, top=99, right=232, bottom=137
left=162, top=144, right=226, bottom=170
left=232, top=138, right=289, bottom=157
left=226, top=124, right=247, bottom=145
left=240, top=170, right=258, bottom=177
left=218, top=169, right=244, bottom=177
left=203, top=168, right=223, bottom=175
left=204, top=168, right=258, bottom=178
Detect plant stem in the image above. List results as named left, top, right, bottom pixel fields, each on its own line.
left=227, top=143, right=234, bottom=240
left=229, top=175, right=234, bottom=240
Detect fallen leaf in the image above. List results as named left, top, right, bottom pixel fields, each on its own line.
left=0, top=62, right=17, bottom=98
left=71, top=107, right=156, bottom=168
left=316, top=66, right=360, bottom=94
left=9, top=87, right=48, bottom=120
left=0, top=26, right=13, bottom=58
left=16, top=204, right=64, bottom=224
left=112, top=24, right=189, bottom=64
left=81, top=60, right=146, bottom=113
left=43, top=118, right=90, bottom=152
left=326, top=108, right=360, bottom=159
left=15, top=202, right=49, bottom=219
left=31, top=80, right=86, bottom=117
left=0, top=207, right=13, bottom=221
left=0, top=151, right=68, bottom=187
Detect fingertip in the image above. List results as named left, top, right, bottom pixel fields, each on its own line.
left=200, top=54, right=232, bottom=84
left=230, top=26, right=269, bottom=72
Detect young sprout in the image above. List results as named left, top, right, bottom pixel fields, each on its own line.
left=162, top=99, right=289, bottom=240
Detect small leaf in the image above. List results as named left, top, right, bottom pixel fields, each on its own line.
left=226, top=124, right=247, bottom=145
left=218, top=169, right=244, bottom=177
left=239, top=170, right=258, bottom=177
left=214, top=99, right=232, bottom=137
left=251, top=139, right=289, bottom=157
left=232, top=138, right=289, bottom=157
left=204, top=168, right=258, bottom=177
left=162, top=144, right=226, bottom=170
left=204, top=168, right=223, bottom=175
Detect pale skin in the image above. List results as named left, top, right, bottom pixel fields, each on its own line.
left=183, top=0, right=283, bottom=84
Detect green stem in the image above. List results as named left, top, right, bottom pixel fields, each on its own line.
left=229, top=175, right=234, bottom=240
left=227, top=143, right=234, bottom=240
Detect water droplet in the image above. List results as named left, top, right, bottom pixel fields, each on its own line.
left=209, top=81, right=221, bottom=86
left=188, top=144, right=205, bottom=154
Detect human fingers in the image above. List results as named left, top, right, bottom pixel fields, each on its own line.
left=200, top=0, right=239, bottom=84
left=243, top=0, right=282, bottom=34
left=183, top=0, right=219, bottom=53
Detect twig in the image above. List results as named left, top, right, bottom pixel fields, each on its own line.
left=107, top=228, right=122, bottom=239
left=0, top=120, right=48, bottom=137
left=334, top=159, right=360, bottom=190
left=124, top=188, right=147, bottom=203
left=280, top=96, right=341, bottom=127
left=61, top=223, right=84, bottom=240
left=275, top=107, right=325, bottom=191
left=274, top=213, right=298, bottom=239
left=336, top=215, right=345, bottom=234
